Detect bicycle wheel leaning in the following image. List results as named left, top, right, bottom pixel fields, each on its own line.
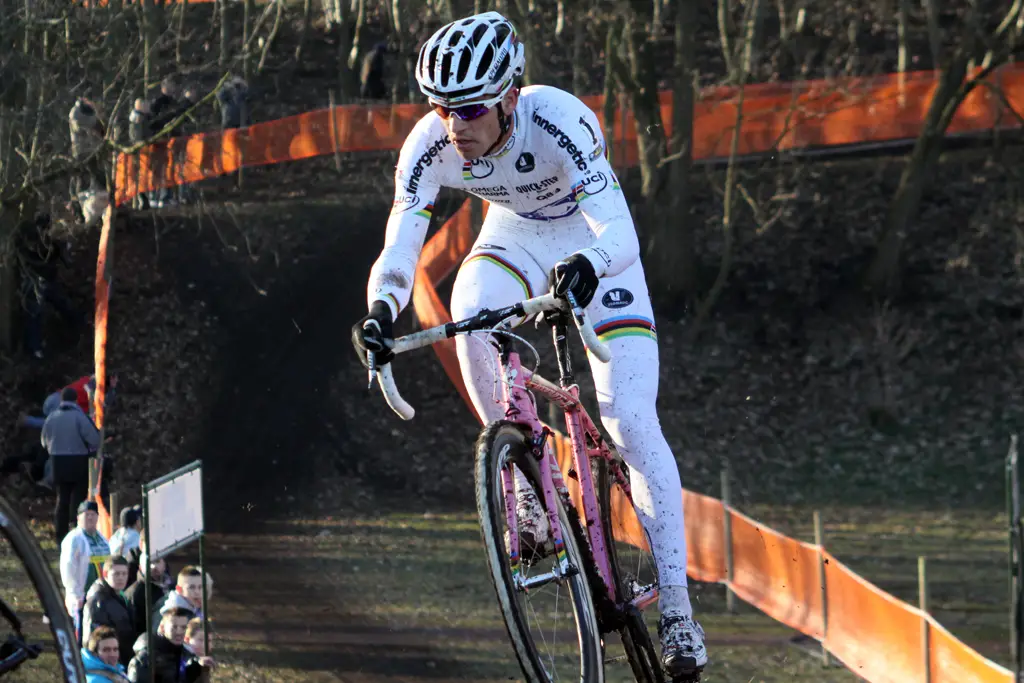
left=475, top=420, right=604, bottom=683
left=598, top=457, right=665, bottom=683
left=0, top=494, right=86, bottom=682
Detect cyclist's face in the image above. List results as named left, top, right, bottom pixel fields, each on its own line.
left=442, top=88, right=518, bottom=160
left=97, top=637, right=119, bottom=666
left=105, top=563, right=129, bottom=591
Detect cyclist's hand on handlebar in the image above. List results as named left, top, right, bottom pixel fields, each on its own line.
left=551, top=253, right=598, bottom=309
left=351, top=300, right=395, bottom=369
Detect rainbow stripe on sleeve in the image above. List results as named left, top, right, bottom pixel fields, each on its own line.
left=593, top=315, right=657, bottom=342
left=415, top=202, right=434, bottom=220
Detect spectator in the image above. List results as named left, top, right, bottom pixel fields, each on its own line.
left=43, top=387, right=101, bottom=543
left=360, top=41, right=389, bottom=100
left=154, top=566, right=211, bottom=632
left=60, top=500, right=110, bottom=639
left=68, top=97, right=109, bottom=226
left=82, top=625, right=131, bottom=683
left=14, top=213, right=81, bottom=360
left=216, top=76, right=249, bottom=131
left=127, top=607, right=190, bottom=683
left=19, top=373, right=111, bottom=430
left=110, top=505, right=143, bottom=586
left=182, top=618, right=216, bottom=682
left=83, top=556, right=135, bottom=667
left=147, top=75, right=181, bottom=135
left=125, top=535, right=173, bottom=638
left=147, top=76, right=182, bottom=209
left=128, top=99, right=151, bottom=210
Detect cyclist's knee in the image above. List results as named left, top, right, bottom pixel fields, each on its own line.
left=598, top=408, right=664, bottom=456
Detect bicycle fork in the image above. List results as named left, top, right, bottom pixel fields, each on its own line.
left=498, top=347, right=577, bottom=593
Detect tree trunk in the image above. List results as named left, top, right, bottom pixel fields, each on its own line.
left=602, top=23, right=617, bottom=165
left=258, top=0, right=285, bottom=74
left=571, top=11, right=586, bottom=95
left=897, top=0, right=909, bottom=72
left=649, top=0, right=699, bottom=305
left=391, top=0, right=410, bottom=104
left=243, top=0, right=255, bottom=82
left=507, top=0, right=546, bottom=86
left=620, top=15, right=666, bottom=200
left=347, top=0, right=366, bottom=72
left=220, top=0, right=230, bottom=67
left=295, top=0, right=313, bottom=64
left=863, top=51, right=970, bottom=294
left=176, top=0, right=188, bottom=65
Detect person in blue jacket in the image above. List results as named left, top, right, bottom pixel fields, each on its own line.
left=82, top=625, right=131, bottom=682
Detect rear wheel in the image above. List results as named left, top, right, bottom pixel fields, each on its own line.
left=476, top=420, right=604, bottom=682
left=598, top=457, right=665, bottom=683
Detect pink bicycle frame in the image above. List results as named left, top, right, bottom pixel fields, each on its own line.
left=497, top=347, right=649, bottom=609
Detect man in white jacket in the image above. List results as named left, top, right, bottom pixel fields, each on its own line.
left=59, top=500, right=110, bottom=640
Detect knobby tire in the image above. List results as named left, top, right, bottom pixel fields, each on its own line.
left=475, top=420, right=604, bottom=683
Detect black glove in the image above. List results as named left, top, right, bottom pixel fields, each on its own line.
left=351, top=300, right=394, bottom=369
left=551, top=253, right=598, bottom=308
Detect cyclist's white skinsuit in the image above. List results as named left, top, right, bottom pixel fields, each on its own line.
left=366, top=85, right=691, bottom=614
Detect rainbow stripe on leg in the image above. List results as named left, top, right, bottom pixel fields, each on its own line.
left=594, top=315, right=657, bottom=343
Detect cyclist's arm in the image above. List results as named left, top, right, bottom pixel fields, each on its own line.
left=553, top=101, right=639, bottom=278
left=366, top=120, right=446, bottom=319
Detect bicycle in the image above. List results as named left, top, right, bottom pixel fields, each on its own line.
left=365, top=291, right=699, bottom=682
left=0, top=494, right=86, bottom=681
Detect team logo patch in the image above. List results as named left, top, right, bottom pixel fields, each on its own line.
left=515, top=152, right=536, bottom=173
left=463, top=159, right=494, bottom=180
left=602, top=288, right=634, bottom=309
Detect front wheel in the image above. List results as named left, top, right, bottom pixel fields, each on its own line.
left=475, top=420, right=604, bottom=682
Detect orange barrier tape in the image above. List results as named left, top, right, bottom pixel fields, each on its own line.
left=728, top=509, right=824, bottom=638
left=113, top=64, right=1024, bottom=204
left=114, top=104, right=430, bottom=204
left=683, top=491, right=727, bottom=583
left=823, top=551, right=927, bottom=682
left=92, top=206, right=114, bottom=539
left=930, top=619, right=1013, bottom=682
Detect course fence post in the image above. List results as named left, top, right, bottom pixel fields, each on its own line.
left=814, top=510, right=830, bottom=666
left=721, top=462, right=735, bottom=614
left=919, top=556, right=931, bottom=683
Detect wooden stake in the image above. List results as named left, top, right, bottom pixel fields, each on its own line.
left=919, top=556, right=931, bottom=683
left=329, top=90, right=342, bottom=174
left=721, top=463, right=735, bottom=613
left=814, top=510, right=831, bottom=666
left=110, top=493, right=120, bottom=534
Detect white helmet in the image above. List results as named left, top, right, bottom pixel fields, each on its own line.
left=415, top=12, right=525, bottom=108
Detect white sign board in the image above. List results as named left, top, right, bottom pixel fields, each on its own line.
left=146, top=466, right=204, bottom=560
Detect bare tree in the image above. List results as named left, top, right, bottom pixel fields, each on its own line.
left=864, top=0, right=1024, bottom=294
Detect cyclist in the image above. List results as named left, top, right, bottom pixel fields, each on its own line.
left=350, top=11, right=707, bottom=677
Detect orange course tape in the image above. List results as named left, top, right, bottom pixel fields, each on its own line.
left=113, top=64, right=1024, bottom=203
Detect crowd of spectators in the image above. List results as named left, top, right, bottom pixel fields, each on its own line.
left=60, top=501, right=217, bottom=682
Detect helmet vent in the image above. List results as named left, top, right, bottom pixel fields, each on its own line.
left=440, top=51, right=454, bottom=87
left=476, top=45, right=494, bottom=80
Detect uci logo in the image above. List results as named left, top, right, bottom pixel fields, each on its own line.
left=574, top=172, right=608, bottom=201
left=465, top=159, right=495, bottom=179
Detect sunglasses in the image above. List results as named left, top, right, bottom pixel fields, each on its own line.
left=432, top=102, right=491, bottom=121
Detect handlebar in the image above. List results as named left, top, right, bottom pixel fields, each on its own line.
left=364, top=292, right=611, bottom=420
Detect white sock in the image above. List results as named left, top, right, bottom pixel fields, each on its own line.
left=659, top=584, right=692, bottom=618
